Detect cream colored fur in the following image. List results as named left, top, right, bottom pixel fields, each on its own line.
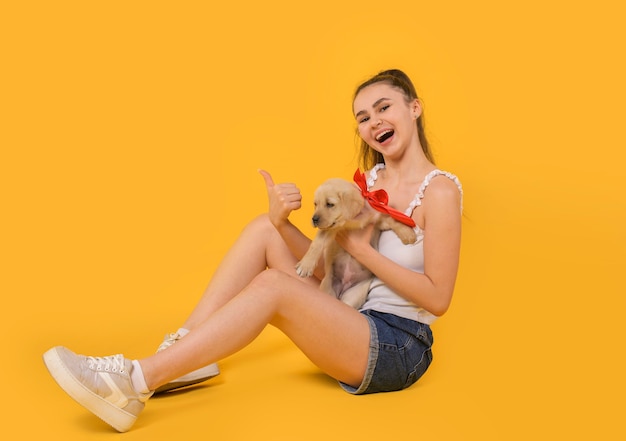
left=295, top=178, right=417, bottom=309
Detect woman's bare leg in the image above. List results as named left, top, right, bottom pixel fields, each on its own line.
left=181, top=214, right=317, bottom=331
left=141, top=269, right=370, bottom=388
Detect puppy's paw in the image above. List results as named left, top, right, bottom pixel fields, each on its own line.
left=295, top=259, right=316, bottom=278
left=398, top=227, right=418, bottom=245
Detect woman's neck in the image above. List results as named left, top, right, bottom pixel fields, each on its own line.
left=381, top=154, right=435, bottom=187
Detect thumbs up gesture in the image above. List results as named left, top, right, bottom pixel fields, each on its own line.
left=258, top=169, right=302, bottom=227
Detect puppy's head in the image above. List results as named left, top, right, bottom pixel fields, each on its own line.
left=311, top=178, right=364, bottom=230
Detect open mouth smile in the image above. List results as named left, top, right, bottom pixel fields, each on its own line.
left=375, top=129, right=394, bottom=143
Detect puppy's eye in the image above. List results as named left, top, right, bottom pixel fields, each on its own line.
left=326, top=202, right=335, bottom=208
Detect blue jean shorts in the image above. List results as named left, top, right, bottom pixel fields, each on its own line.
left=340, top=310, right=434, bottom=395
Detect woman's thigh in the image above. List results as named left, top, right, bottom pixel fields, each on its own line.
left=256, top=269, right=371, bottom=387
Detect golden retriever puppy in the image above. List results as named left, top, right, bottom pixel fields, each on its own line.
left=295, top=178, right=417, bottom=309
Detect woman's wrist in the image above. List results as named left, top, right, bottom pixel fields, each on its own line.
left=272, top=217, right=295, bottom=235
left=351, top=240, right=376, bottom=265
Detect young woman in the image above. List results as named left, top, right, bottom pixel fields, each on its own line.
left=43, top=69, right=463, bottom=432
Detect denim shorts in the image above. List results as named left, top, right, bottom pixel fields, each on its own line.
left=340, top=310, right=434, bottom=395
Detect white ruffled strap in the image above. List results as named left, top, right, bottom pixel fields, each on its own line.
left=406, top=169, right=464, bottom=215
left=366, top=163, right=385, bottom=189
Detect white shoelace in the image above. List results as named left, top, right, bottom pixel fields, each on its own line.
left=87, top=354, right=126, bottom=374
left=157, top=333, right=181, bottom=352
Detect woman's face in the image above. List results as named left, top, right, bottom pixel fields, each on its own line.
left=353, top=83, right=420, bottom=158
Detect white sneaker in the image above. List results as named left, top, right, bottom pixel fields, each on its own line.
left=43, top=346, right=152, bottom=432
left=154, top=332, right=220, bottom=393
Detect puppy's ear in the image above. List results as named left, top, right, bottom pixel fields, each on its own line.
left=341, top=187, right=364, bottom=218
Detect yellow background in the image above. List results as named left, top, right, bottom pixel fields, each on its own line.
left=2, top=1, right=624, bottom=439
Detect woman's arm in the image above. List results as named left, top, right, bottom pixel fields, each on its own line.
left=259, top=170, right=324, bottom=279
left=337, top=178, right=462, bottom=316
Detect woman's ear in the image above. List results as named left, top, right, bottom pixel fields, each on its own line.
left=343, top=188, right=365, bottom=218
left=412, top=99, right=422, bottom=119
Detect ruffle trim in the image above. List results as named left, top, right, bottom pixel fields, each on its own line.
left=367, top=163, right=464, bottom=216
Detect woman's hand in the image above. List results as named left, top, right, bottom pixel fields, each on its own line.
left=259, top=169, right=302, bottom=228
left=335, top=223, right=375, bottom=261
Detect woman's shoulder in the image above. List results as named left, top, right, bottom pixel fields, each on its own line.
left=420, top=170, right=463, bottom=212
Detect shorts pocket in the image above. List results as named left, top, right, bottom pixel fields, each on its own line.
left=403, top=331, right=433, bottom=388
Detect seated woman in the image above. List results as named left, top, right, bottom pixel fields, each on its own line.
left=43, top=68, right=463, bottom=432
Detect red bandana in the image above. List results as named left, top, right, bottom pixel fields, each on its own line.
left=353, top=169, right=416, bottom=228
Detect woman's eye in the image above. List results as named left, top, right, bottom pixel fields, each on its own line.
left=380, top=104, right=390, bottom=112
left=358, top=116, right=369, bottom=124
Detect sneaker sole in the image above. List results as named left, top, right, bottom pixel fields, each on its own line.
left=154, top=372, right=219, bottom=394
left=43, top=348, right=137, bottom=432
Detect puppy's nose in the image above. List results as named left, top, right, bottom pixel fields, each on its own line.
left=312, top=215, right=319, bottom=227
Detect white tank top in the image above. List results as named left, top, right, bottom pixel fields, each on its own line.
left=360, top=164, right=463, bottom=324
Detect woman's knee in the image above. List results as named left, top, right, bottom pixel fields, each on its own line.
left=236, top=214, right=278, bottom=248
left=244, top=214, right=274, bottom=236
left=250, top=268, right=289, bottom=291
left=246, top=269, right=301, bottom=306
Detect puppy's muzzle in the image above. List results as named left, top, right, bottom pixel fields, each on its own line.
left=312, top=214, right=320, bottom=227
